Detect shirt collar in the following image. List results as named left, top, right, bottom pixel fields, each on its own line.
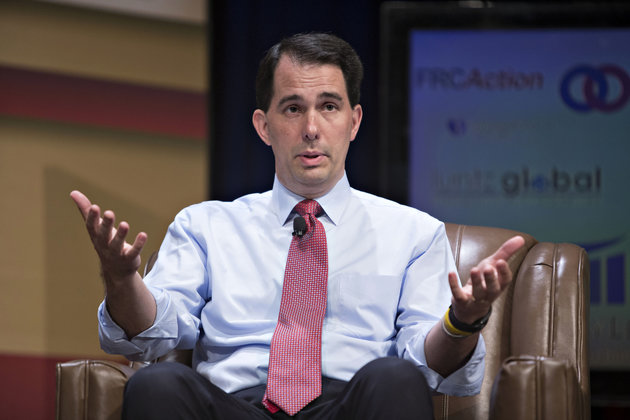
left=271, top=173, right=352, bottom=226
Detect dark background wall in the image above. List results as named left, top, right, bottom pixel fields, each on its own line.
left=209, top=0, right=385, bottom=200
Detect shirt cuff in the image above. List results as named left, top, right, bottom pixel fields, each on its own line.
left=416, top=334, right=487, bottom=396
left=97, top=286, right=178, bottom=360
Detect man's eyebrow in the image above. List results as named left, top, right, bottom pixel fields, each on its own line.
left=319, top=92, right=344, bottom=102
left=276, top=92, right=344, bottom=107
left=277, top=94, right=302, bottom=107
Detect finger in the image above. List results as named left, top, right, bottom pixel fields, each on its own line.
left=85, top=204, right=101, bottom=237
left=470, top=267, right=488, bottom=301
left=448, top=271, right=468, bottom=302
left=495, top=259, right=513, bottom=291
left=490, top=235, right=526, bottom=263
left=69, top=190, right=93, bottom=221
left=484, top=265, right=501, bottom=297
left=97, top=210, right=116, bottom=248
left=109, top=221, right=130, bottom=253
left=127, top=232, right=148, bottom=259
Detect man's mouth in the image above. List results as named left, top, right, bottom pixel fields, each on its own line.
left=298, top=152, right=326, bottom=166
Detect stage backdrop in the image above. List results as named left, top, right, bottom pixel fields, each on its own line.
left=408, top=28, right=630, bottom=369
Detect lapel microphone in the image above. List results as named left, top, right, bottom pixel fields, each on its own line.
left=292, top=216, right=307, bottom=237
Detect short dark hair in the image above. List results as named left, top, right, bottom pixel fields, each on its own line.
left=255, top=32, right=364, bottom=112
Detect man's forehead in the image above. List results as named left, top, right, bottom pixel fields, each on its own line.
left=271, top=56, right=348, bottom=101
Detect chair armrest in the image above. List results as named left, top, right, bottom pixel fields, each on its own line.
left=489, top=356, right=584, bottom=420
left=56, top=359, right=137, bottom=420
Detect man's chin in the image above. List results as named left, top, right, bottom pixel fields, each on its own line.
left=298, top=167, right=330, bottom=184
left=289, top=173, right=334, bottom=197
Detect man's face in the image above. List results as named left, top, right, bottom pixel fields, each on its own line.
left=253, top=55, right=362, bottom=198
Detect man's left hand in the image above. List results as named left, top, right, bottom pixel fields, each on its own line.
left=448, top=235, right=526, bottom=325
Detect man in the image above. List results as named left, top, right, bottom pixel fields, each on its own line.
left=71, top=33, right=524, bottom=419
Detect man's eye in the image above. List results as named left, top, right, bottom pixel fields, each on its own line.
left=286, top=105, right=299, bottom=113
left=324, top=103, right=337, bottom=111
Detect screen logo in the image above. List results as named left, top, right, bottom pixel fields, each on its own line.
left=560, top=64, right=630, bottom=112
left=415, top=67, right=543, bottom=91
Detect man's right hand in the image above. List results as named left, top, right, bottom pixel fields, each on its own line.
left=70, top=190, right=156, bottom=337
left=70, top=190, right=147, bottom=282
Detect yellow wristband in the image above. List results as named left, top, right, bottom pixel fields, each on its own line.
left=442, top=307, right=474, bottom=338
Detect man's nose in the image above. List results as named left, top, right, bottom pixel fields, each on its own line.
left=303, top=111, right=319, bottom=141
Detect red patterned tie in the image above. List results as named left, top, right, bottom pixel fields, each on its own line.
left=263, top=199, right=328, bottom=415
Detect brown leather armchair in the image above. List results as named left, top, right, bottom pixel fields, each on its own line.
left=56, top=223, right=590, bottom=420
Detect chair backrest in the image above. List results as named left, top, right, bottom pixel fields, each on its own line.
left=436, top=223, right=590, bottom=419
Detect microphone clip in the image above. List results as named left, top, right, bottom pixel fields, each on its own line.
left=292, top=216, right=307, bottom=237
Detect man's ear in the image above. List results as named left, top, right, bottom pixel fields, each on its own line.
left=349, top=104, right=363, bottom=142
left=252, top=109, right=271, bottom=146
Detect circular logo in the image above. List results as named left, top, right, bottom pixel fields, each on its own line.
left=560, top=64, right=630, bottom=112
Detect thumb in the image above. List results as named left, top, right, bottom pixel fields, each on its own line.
left=490, top=235, right=525, bottom=263
left=70, top=190, right=93, bottom=221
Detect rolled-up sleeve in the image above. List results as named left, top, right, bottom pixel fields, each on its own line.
left=97, top=206, right=208, bottom=361
left=413, top=332, right=486, bottom=395
left=97, top=285, right=191, bottom=361
left=395, top=222, right=486, bottom=396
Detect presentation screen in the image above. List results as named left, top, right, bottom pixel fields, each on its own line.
left=380, top=3, right=630, bottom=370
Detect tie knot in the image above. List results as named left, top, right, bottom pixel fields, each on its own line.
left=294, top=199, right=323, bottom=218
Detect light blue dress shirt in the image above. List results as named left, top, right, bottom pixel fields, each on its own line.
left=98, top=174, right=486, bottom=396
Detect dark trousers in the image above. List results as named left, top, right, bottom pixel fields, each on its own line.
left=123, top=357, right=434, bottom=419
